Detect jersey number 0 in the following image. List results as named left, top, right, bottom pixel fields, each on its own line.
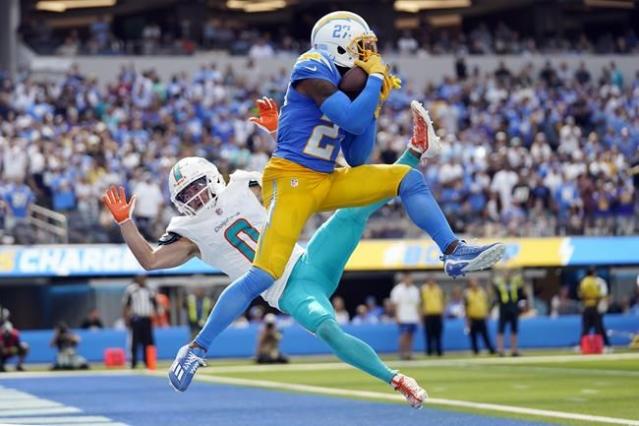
left=223, top=218, right=260, bottom=261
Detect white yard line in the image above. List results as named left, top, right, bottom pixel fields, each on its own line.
left=0, top=416, right=119, bottom=424
left=164, top=372, right=639, bottom=426
left=0, top=385, right=126, bottom=426
left=184, top=352, right=639, bottom=374
left=1, top=352, right=637, bottom=379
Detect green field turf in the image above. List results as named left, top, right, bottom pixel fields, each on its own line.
left=198, top=352, right=639, bottom=426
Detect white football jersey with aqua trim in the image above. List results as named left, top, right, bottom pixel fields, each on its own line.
left=166, top=170, right=303, bottom=309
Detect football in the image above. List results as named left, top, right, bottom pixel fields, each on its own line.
left=338, top=66, right=368, bottom=100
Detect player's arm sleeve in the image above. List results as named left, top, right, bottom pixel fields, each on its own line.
left=331, top=149, right=420, bottom=222
left=319, top=76, right=383, bottom=135
left=341, top=120, right=377, bottom=166
left=158, top=232, right=182, bottom=246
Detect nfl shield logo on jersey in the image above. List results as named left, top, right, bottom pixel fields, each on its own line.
left=290, top=178, right=299, bottom=188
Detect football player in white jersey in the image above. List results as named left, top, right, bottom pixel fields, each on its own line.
left=102, top=99, right=444, bottom=408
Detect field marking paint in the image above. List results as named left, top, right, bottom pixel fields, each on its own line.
left=0, top=407, right=81, bottom=416
left=164, top=372, right=639, bottom=426
left=0, top=353, right=637, bottom=380
left=0, top=416, right=118, bottom=424
left=0, top=385, right=124, bottom=425
left=202, top=352, right=639, bottom=374
left=0, top=400, right=64, bottom=409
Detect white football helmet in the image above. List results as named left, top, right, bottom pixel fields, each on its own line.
left=310, top=11, right=377, bottom=69
left=168, top=157, right=226, bottom=216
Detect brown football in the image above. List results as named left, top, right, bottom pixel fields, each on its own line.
left=338, top=66, right=368, bottom=100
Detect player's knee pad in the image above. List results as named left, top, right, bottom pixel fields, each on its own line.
left=398, top=169, right=430, bottom=197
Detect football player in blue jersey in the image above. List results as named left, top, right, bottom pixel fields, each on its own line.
left=170, top=11, right=505, bottom=390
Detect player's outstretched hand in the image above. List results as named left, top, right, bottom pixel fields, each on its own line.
left=355, top=54, right=386, bottom=77
left=101, top=185, right=136, bottom=225
left=249, top=96, right=279, bottom=134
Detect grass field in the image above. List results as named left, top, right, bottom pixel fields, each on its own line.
left=192, top=351, right=639, bottom=426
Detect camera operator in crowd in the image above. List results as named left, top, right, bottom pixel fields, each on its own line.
left=255, top=313, right=288, bottom=364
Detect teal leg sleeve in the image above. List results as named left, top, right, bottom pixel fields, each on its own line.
left=316, top=318, right=396, bottom=384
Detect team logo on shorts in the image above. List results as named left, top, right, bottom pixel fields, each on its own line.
left=216, top=208, right=223, bottom=215
left=290, top=178, right=299, bottom=188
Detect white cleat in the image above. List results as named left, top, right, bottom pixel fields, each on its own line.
left=391, top=373, right=428, bottom=409
left=409, top=100, right=442, bottom=159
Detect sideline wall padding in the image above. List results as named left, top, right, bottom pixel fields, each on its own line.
left=15, top=314, right=639, bottom=364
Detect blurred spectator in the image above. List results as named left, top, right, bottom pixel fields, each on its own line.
left=249, top=305, right=265, bottom=324
left=25, top=20, right=639, bottom=57
left=255, top=313, right=288, bottom=364
left=332, top=296, right=350, bottom=325
left=397, top=31, right=418, bottom=55
left=579, top=267, right=610, bottom=348
left=492, top=269, right=526, bottom=357
left=186, top=287, right=212, bottom=338
left=248, top=37, right=274, bottom=60
left=365, top=296, right=383, bottom=320
left=123, top=275, right=157, bottom=369
left=0, top=320, right=28, bottom=372
left=352, top=304, right=378, bottom=325
left=153, top=292, right=171, bottom=327
left=132, top=173, right=164, bottom=240
left=2, top=178, right=34, bottom=242
left=551, top=287, right=580, bottom=317
left=420, top=277, right=444, bottom=356
left=445, top=286, right=465, bottom=319
left=464, top=278, right=496, bottom=355
left=80, top=308, right=104, bottom=330
left=390, top=273, right=420, bottom=360
left=0, top=59, right=636, bottom=243
left=50, top=322, right=88, bottom=370
left=380, top=298, right=395, bottom=323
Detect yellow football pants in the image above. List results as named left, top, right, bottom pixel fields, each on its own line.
left=254, top=157, right=411, bottom=278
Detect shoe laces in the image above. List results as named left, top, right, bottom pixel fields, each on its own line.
left=183, top=351, right=205, bottom=373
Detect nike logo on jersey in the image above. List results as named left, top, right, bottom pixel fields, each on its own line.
left=304, top=65, right=318, bottom=72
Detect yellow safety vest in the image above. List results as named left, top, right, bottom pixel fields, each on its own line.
left=465, top=288, right=488, bottom=319
left=494, top=275, right=522, bottom=304
left=579, top=277, right=600, bottom=308
left=187, top=294, right=212, bottom=324
left=421, top=285, right=444, bottom=315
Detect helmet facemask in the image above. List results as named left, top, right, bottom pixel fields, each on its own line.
left=346, top=34, right=378, bottom=63
left=174, top=175, right=220, bottom=216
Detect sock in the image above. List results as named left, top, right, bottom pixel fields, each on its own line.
left=398, top=169, right=458, bottom=252
left=194, top=266, right=274, bottom=351
left=316, top=318, right=396, bottom=383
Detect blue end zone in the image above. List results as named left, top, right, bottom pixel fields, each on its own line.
left=0, top=375, right=547, bottom=426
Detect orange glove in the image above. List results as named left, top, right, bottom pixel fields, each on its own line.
left=101, top=185, right=136, bottom=224
left=249, top=96, right=279, bottom=134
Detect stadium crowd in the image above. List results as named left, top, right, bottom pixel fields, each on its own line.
left=21, top=16, right=639, bottom=57
left=0, top=56, right=638, bottom=244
